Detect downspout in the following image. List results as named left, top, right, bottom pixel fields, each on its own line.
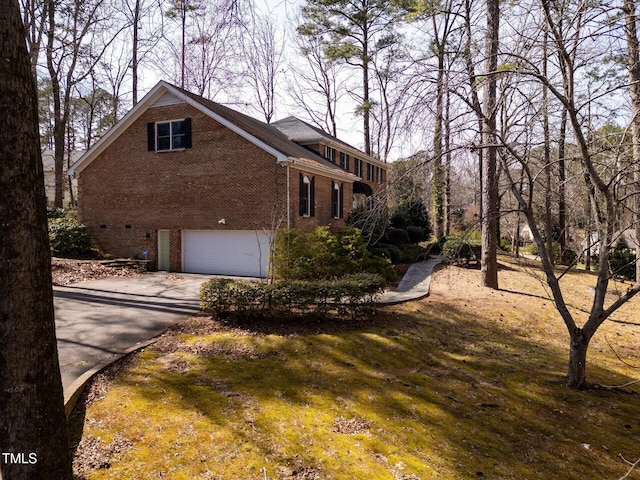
left=286, top=164, right=291, bottom=228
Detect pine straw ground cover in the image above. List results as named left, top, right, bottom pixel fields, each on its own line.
left=70, top=255, right=640, bottom=479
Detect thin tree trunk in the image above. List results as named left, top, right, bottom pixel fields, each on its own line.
left=567, top=330, right=590, bottom=388
left=481, top=0, right=500, bottom=289
left=444, top=71, right=452, bottom=236
left=543, top=28, right=554, bottom=264
left=363, top=29, right=371, bottom=156
left=0, top=1, right=72, bottom=477
left=463, top=0, right=483, bottom=215
left=132, top=0, right=140, bottom=105
left=558, top=107, right=567, bottom=258
left=432, top=50, right=445, bottom=240
left=624, top=0, right=640, bottom=282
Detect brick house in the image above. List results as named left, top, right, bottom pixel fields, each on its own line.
left=69, top=81, right=387, bottom=277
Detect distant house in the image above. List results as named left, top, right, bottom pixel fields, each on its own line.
left=69, top=81, right=387, bottom=277
left=42, top=149, right=82, bottom=206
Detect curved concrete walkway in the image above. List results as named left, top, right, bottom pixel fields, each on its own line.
left=378, top=255, right=445, bottom=304
left=57, top=257, right=445, bottom=414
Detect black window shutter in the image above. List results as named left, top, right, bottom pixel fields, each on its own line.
left=184, top=118, right=192, bottom=148
left=346, top=155, right=350, bottom=172
left=147, top=122, right=155, bottom=151
left=339, top=183, right=344, bottom=218
left=299, top=173, right=305, bottom=216
left=310, top=176, right=315, bottom=217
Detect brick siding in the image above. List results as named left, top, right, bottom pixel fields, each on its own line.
left=77, top=102, right=352, bottom=270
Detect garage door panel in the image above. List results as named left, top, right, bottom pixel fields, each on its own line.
left=183, top=230, right=271, bottom=277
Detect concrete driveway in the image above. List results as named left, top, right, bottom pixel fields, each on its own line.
left=53, top=272, right=211, bottom=408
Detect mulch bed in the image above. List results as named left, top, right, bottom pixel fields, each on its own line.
left=52, top=259, right=144, bottom=286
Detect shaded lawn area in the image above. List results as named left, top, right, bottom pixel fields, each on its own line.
left=70, top=256, right=640, bottom=479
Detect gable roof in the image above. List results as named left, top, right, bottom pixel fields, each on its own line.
left=272, top=116, right=387, bottom=169
left=69, top=81, right=358, bottom=181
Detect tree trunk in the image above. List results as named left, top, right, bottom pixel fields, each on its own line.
left=558, top=108, right=567, bottom=258
left=132, top=0, right=140, bottom=105
left=481, top=0, right=500, bottom=289
left=46, top=0, right=65, bottom=208
left=567, top=330, right=590, bottom=389
left=463, top=0, right=483, bottom=216
left=624, top=0, right=640, bottom=282
left=0, top=1, right=73, bottom=477
left=362, top=30, right=371, bottom=156
left=432, top=52, right=445, bottom=241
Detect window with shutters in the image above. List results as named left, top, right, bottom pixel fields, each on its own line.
left=299, top=174, right=315, bottom=217
left=148, top=118, right=192, bottom=151
left=339, top=152, right=349, bottom=171
left=325, top=145, right=336, bottom=163
left=367, top=162, right=374, bottom=181
left=354, top=158, right=362, bottom=177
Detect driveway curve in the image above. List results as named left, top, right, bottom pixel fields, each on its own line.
left=54, top=272, right=212, bottom=412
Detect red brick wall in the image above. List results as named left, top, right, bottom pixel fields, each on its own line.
left=289, top=167, right=352, bottom=232
left=78, top=103, right=289, bottom=269
left=77, top=102, right=354, bottom=270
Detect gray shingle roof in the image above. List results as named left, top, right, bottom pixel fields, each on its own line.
left=174, top=86, right=347, bottom=174
left=272, top=116, right=358, bottom=153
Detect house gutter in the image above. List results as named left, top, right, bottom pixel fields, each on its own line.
left=286, top=163, right=291, bottom=228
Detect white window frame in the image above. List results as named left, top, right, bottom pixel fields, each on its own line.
left=332, top=182, right=341, bottom=219
left=301, top=175, right=311, bottom=217
left=156, top=119, right=186, bottom=151
left=325, top=145, right=336, bottom=163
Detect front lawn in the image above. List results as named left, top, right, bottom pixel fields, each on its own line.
left=70, top=256, right=640, bottom=479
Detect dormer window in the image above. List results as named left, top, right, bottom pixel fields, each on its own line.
left=325, top=145, right=336, bottom=163
left=148, top=118, right=192, bottom=152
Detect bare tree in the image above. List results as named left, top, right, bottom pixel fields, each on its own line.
left=242, top=14, right=285, bottom=123
left=45, top=0, right=126, bottom=207
left=1, top=1, right=72, bottom=477
left=19, top=0, right=46, bottom=78
left=491, top=0, right=640, bottom=388
left=288, top=29, right=347, bottom=136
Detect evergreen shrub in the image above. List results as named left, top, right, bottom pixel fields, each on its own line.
left=48, top=218, right=91, bottom=256
left=200, top=273, right=387, bottom=320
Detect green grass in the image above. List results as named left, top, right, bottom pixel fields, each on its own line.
left=71, top=256, right=640, bottom=479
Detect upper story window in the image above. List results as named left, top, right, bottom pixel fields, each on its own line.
left=376, top=166, right=384, bottom=184
left=325, top=145, right=336, bottom=163
left=299, top=174, right=315, bottom=217
left=340, top=152, right=350, bottom=171
left=354, top=158, right=362, bottom=177
left=148, top=118, right=192, bottom=152
left=367, top=162, right=374, bottom=181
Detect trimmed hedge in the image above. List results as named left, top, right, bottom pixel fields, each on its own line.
left=200, top=273, right=386, bottom=320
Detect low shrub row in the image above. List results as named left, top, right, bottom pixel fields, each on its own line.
left=200, top=273, right=387, bottom=320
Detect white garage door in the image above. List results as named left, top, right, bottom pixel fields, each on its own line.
left=183, top=230, right=272, bottom=277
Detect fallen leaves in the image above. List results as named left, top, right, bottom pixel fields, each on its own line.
left=52, top=259, right=143, bottom=286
